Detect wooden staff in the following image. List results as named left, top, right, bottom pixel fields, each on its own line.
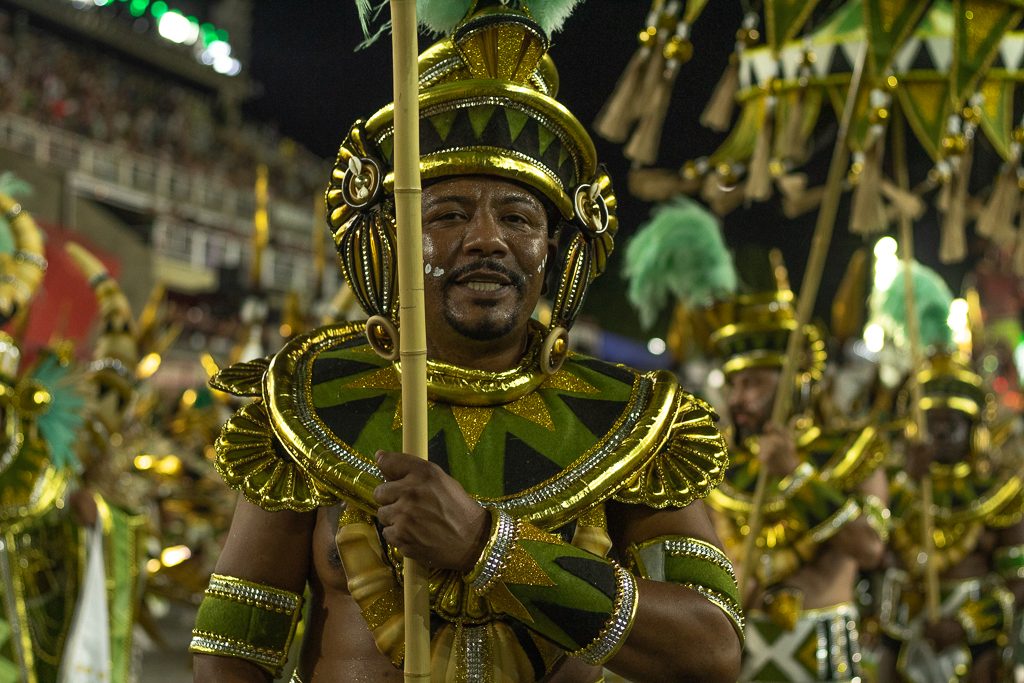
left=892, top=107, right=939, bottom=623
left=389, top=1, right=431, bottom=679
left=737, top=44, right=869, bottom=597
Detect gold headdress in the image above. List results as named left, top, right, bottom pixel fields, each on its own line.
left=703, top=252, right=826, bottom=387
left=326, top=0, right=617, bottom=340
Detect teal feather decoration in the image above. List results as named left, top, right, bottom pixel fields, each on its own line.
left=880, top=262, right=954, bottom=351
left=355, top=0, right=584, bottom=44
left=31, top=353, right=86, bottom=472
left=0, top=171, right=32, bottom=255
left=624, top=196, right=737, bottom=329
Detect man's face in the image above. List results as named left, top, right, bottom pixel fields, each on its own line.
left=925, top=407, right=972, bottom=464
left=725, top=366, right=780, bottom=442
left=421, top=176, right=553, bottom=344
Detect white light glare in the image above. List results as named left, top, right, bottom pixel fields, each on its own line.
left=647, top=337, right=667, bottom=355
left=948, top=298, right=970, bottom=345
left=873, top=236, right=900, bottom=291
left=707, top=368, right=725, bottom=389
left=158, top=12, right=200, bottom=45
left=864, top=323, right=885, bottom=353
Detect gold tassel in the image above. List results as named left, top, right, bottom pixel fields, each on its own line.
left=880, top=179, right=925, bottom=223
left=975, top=150, right=1020, bottom=245
left=776, top=172, right=824, bottom=218
left=701, top=14, right=758, bottom=132
left=701, top=54, right=739, bottom=132
left=850, top=90, right=890, bottom=235
left=702, top=166, right=744, bottom=215
left=744, top=93, right=775, bottom=202
left=594, top=25, right=659, bottom=142
left=779, top=47, right=815, bottom=161
left=624, top=27, right=693, bottom=166
left=940, top=150, right=971, bottom=263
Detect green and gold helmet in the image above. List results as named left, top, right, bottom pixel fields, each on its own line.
left=915, top=353, right=990, bottom=420
left=326, top=0, right=616, bottom=336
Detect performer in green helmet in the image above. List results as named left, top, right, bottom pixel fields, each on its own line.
left=189, top=2, right=743, bottom=682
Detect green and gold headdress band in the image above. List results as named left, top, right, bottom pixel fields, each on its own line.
left=915, top=353, right=989, bottom=419
left=327, top=0, right=616, bottom=341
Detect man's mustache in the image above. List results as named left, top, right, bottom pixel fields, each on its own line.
left=445, top=259, right=527, bottom=292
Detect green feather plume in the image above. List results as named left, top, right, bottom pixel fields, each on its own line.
left=880, top=262, right=954, bottom=350
left=624, top=196, right=737, bottom=329
left=0, top=171, right=31, bottom=255
left=355, top=0, right=584, bottom=44
left=31, top=353, right=86, bottom=472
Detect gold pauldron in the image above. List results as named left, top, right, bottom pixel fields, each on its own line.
left=189, top=573, right=303, bottom=676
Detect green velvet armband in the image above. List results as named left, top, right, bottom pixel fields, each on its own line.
left=466, top=508, right=638, bottom=665
left=626, top=536, right=744, bottom=642
left=994, top=544, right=1024, bottom=580
left=189, top=573, right=303, bottom=676
left=955, top=584, right=1014, bottom=646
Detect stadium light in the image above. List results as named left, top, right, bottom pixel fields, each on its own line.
left=158, top=10, right=199, bottom=45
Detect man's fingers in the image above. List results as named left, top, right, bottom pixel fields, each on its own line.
left=373, top=481, right=400, bottom=506
left=376, top=449, right=427, bottom=481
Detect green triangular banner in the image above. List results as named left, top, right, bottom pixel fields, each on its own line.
left=978, top=77, right=1015, bottom=160
left=766, top=0, right=821, bottom=51
left=953, top=0, right=1023, bottom=106
left=862, top=0, right=932, bottom=76
left=896, top=78, right=952, bottom=161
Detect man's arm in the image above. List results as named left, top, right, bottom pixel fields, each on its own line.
left=192, top=498, right=316, bottom=683
left=604, top=499, right=743, bottom=683
left=828, top=467, right=889, bottom=570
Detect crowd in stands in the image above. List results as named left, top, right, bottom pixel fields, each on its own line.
left=0, top=9, right=327, bottom=206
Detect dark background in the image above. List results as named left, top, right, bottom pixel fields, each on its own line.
left=244, top=1, right=975, bottom=341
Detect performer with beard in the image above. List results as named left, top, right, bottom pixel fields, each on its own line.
left=189, top=3, right=743, bottom=681
left=702, top=262, right=890, bottom=683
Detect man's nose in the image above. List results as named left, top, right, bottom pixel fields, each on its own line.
left=462, top=213, right=508, bottom=258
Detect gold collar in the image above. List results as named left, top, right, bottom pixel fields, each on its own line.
left=397, top=323, right=546, bottom=407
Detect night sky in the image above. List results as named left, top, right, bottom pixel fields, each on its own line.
left=244, top=1, right=976, bottom=340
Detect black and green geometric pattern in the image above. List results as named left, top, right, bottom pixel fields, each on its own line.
left=375, top=99, right=581, bottom=194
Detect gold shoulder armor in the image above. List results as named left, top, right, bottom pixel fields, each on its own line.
left=209, top=357, right=272, bottom=397
left=214, top=400, right=337, bottom=512
left=614, top=389, right=728, bottom=509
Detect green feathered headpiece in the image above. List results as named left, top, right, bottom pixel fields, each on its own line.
left=624, top=196, right=737, bottom=328
left=29, top=350, right=86, bottom=472
left=879, top=261, right=955, bottom=351
left=0, top=171, right=31, bottom=254
left=356, top=0, right=585, bottom=42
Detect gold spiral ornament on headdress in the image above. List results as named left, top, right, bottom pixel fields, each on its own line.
left=0, top=193, right=47, bottom=325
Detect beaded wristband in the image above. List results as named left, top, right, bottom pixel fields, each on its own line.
left=569, top=562, right=639, bottom=665
left=465, top=507, right=519, bottom=594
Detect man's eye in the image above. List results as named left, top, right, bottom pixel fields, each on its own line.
left=431, top=211, right=465, bottom=222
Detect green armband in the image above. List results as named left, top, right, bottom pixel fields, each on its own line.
left=466, top=508, right=638, bottom=665
left=995, top=544, right=1024, bottom=580
left=626, top=536, right=744, bottom=642
left=189, top=573, right=303, bottom=676
left=955, top=585, right=1014, bottom=646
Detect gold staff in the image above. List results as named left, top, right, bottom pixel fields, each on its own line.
left=388, top=1, right=430, bottom=679
left=738, top=44, right=869, bottom=597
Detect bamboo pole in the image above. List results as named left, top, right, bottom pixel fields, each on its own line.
left=891, top=107, right=939, bottom=623
left=737, top=44, right=869, bottom=598
left=389, top=1, right=431, bottom=679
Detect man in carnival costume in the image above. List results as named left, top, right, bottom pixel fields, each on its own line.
left=189, top=2, right=744, bottom=681
left=0, top=180, right=150, bottom=683
left=706, top=270, right=890, bottom=683
left=875, top=265, right=1024, bottom=683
